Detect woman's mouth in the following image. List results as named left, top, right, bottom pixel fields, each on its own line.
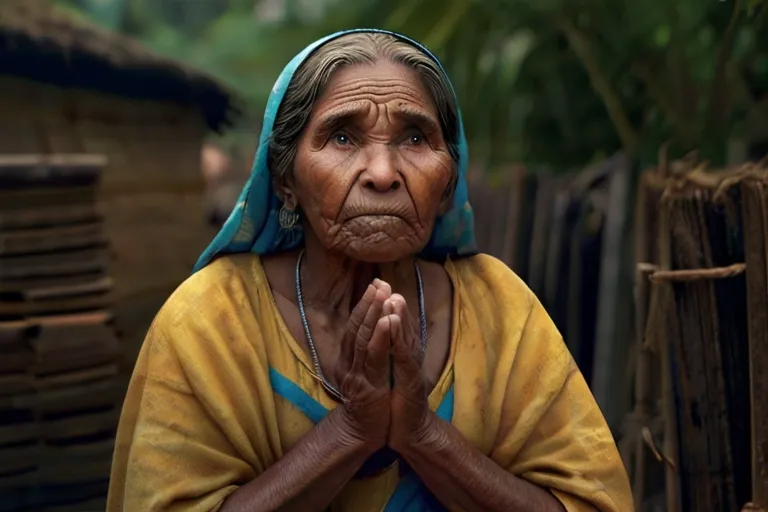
left=340, top=201, right=415, bottom=223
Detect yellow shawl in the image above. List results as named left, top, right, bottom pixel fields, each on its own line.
left=107, top=253, right=632, bottom=511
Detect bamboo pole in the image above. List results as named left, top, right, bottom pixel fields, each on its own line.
left=740, top=178, right=768, bottom=511
left=629, top=173, right=654, bottom=508
left=631, top=262, right=654, bottom=509
left=657, top=192, right=680, bottom=512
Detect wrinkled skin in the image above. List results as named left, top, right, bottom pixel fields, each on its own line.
left=282, top=60, right=455, bottom=262
left=332, top=279, right=393, bottom=447
left=227, top=58, right=566, bottom=512
left=265, top=59, right=454, bottom=452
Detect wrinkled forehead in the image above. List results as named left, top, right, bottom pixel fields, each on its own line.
left=309, top=63, right=442, bottom=133
left=264, top=29, right=463, bottom=164
left=311, top=101, right=441, bottom=133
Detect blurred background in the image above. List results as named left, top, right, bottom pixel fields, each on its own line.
left=0, top=0, right=767, bottom=511
left=53, top=0, right=768, bottom=167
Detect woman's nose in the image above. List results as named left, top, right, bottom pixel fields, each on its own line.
left=359, top=145, right=403, bottom=193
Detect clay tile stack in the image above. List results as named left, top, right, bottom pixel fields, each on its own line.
left=0, top=155, right=122, bottom=512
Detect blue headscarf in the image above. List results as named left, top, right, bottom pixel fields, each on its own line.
left=193, top=29, right=477, bottom=273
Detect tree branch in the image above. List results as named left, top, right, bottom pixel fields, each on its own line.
left=662, top=2, right=699, bottom=131
left=706, top=0, right=743, bottom=127
left=557, top=17, right=638, bottom=154
left=631, top=61, right=689, bottom=139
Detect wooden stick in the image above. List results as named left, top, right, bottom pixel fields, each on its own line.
left=741, top=179, right=768, bottom=508
left=658, top=194, right=680, bottom=512
left=649, top=263, right=746, bottom=283
left=629, top=176, right=654, bottom=509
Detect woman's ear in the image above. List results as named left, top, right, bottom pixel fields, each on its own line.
left=274, top=174, right=298, bottom=210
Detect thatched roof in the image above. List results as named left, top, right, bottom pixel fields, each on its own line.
left=0, top=0, right=239, bottom=132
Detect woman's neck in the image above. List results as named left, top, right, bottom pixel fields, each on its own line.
left=299, top=230, right=417, bottom=315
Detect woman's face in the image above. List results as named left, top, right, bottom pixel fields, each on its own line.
left=289, top=60, right=454, bottom=263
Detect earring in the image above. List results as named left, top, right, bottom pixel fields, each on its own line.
left=278, top=205, right=299, bottom=230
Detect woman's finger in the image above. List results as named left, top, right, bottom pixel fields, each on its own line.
left=390, top=311, right=424, bottom=394
left=341, top=285, right=378, bottom=367
left=349, top=284, right=377, bottom=331
left=390, top=308, right=411, bottom=364
left=365, top=315, right=393, bottom=387
left=351, top=290, right=385, bottom=374
left=390, top=294, right=421, bottom=359
left=383, top=297, right=393, bottom=317
left=372, top=278, right=392, bottom=299
left=391, top=295, right=412, bottom=337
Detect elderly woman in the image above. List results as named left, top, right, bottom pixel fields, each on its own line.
left=107, top=30, right=632, bottom=512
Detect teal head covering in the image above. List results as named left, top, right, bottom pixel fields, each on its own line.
left=193, top=29, right=477, bottom=273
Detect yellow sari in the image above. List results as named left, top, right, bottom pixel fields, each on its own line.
left=107, top=253, right=632, bottom=511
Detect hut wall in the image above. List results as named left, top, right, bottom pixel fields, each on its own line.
left=0, top=76, right=218, bottom=352
left=0, top=77, right=69, bottom=153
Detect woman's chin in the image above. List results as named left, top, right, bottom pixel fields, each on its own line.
left=331, top=217, right=428, bottom=262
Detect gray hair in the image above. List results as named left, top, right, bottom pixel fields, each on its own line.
left=268, top=32, right=460, bottom=190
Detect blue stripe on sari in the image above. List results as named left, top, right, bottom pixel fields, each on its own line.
left=269, top=367, right=329, bottom=424
left=268, top=367, right=455, bottom=511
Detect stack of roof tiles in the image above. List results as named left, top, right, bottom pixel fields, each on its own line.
left=0, top=155, right=122, bottom=512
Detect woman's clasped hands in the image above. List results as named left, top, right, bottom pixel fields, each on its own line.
left=331, top=279, right=433, bottom=454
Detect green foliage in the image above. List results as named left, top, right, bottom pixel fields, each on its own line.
left=59, top=0, right=768, bottom=170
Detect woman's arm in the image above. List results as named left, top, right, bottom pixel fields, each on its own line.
left=108, top=279, right=394, bottom=512
left=385, top=294, right=565, bottom=512
left=220, top=409, right=376, bottom=512
left=396, top=413, right=566, bottom=512
left=385, top=278, right=631, bottom=512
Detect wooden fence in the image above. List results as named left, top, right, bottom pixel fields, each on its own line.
left=467, top=153, right=635, bottom=433
left=626, top=160, right=767, bottom=512
left=468, top=156, right=767, bottom=512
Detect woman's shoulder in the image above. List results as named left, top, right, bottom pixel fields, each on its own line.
left=152, top=253, right=268, bottom=331
left=448, top=253, right=548, bottom=337
left=449, top=253, right=568, bottom=373
left=138, top=253, right=279, bottom=381
left=449, top=253, right=534, bottom=303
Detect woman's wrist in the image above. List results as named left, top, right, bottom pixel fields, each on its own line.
left=390, top=410, right=444, bottom=455
left=220, top=407, right=382, bottom=511
left=390, top=412, right=566, bottom=512
left=325, top=407, right=386, bottom=456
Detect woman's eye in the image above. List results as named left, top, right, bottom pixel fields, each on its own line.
left=333, top=133, right=350, bottom=145
left=404, top=131, right=424, bottom=146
